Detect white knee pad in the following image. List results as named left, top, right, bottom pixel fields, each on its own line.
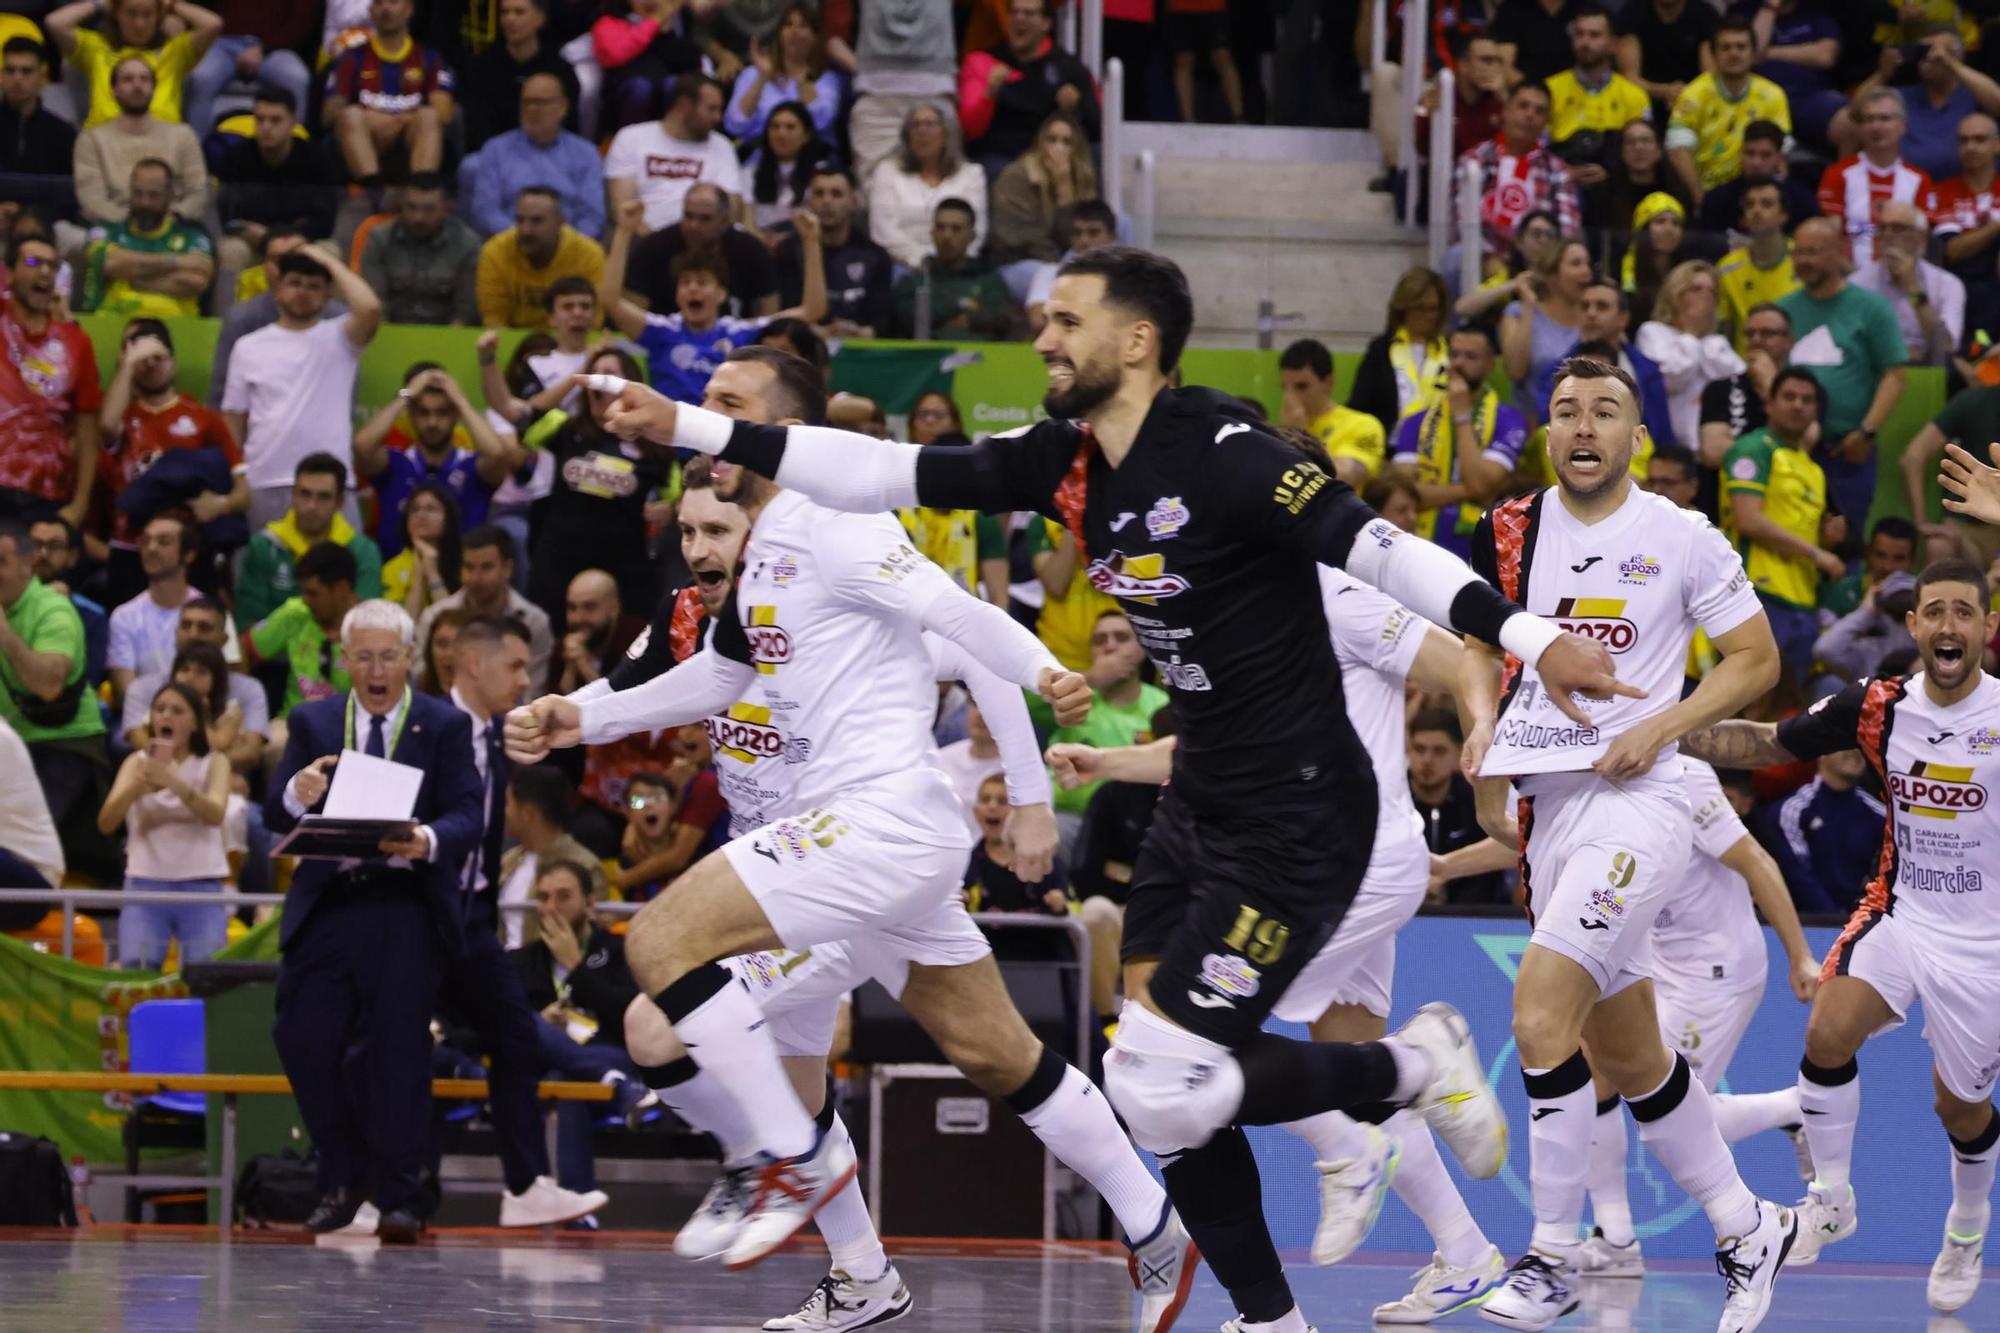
left=1103, top=1002, right=1245, bottom=1155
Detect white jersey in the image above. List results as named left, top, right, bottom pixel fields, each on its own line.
left=1475, top=486, right=1762, bottom=781
left=1319, top=566, right=1432, bottom=844
left=1653, top=758, right=1764, bottom=983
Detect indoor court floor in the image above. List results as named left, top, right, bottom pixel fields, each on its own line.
left=0, top=1227, right=1988, bottom=1332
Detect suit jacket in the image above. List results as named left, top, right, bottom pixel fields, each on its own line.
left=509, top=924, right=639, bottom=1048
left=266, top=690, right=485, bottom=954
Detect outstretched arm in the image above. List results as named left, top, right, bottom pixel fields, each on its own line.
left=1046, top=736, right=1177, bottom=789
left=1941, top=440, right=2000, bottom=526
left=1676, top=718, right=1798, bottom=769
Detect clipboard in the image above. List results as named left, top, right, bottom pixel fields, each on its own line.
left=271, top=816, right=421, bottom=861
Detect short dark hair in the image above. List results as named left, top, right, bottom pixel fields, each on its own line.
left=1745, top=301, right=1792, bottom=330
left=725, top=345, right=829, bottom=425
left=401, top=359, right=444, bottom=387
left=1056, top=245, right=1195, bottom=375
left=170, top=641, right=230, bottom=718
left=537, top=857, right=599, bottom=899
left=1070, top=198, right=1118, bottom=233
left=1769, top=367, right=1825, bottom=416
left=1742, top=119, right=1785, bottom=150
left=807, top=160, right=854, bottom=188
left=1870, top=515, right=1919, bottom=547
left=1550, top=355, right=1640, bottom=407
left=275, top=250, right=331, bottom=284
left=516, top=185, right=562, bottom=215
left=760, top=315, right=828, bottom=372
left=1510, top=79, right=1551, bottom=105
left=1739, top=175, right=1784, bottom=205
left=455, top=614, right=532, bottom=657
left=295, top=452, right=348, bottom=496
left=544, top=275, right=595, bottom=311
left=509, top=763, right=573, bottom=825
left=1714, top=14, right=1756, bottom=41
left=1917, top=558, right=1991, bottom=610
left=1649, top=442, right=1698, bottom=481
left=1449, top=322, right=1500, bottom=354
left=1409, top=707, right=1463, bottom=744
left=626, top=770, right=674, bottom=794
left=1, top=36, right=46, bottom=65
left=296, top=540, right=358, bottom=589
left=668, top=72, right=721, bottom=109
left=1570, top=2, right=1611, bottom=26
left=251, top=83, right=297, bottom=116
left=406, top=170, right=445, bottom=195
left=182, top=594, right=225, bottom=627
left=1580, top=274, right=1625, bottom=302
left=145, top=507, right=200, bottom=563
left=1278, top=338, right=1334, bottom=381
left=122, top=315, right=172, bottom=353
left=935, top=196, right=977, bottom=224
left=24, top=514, right=73, bottom=551
left=462, top=523, right=517, bottom=564
left=683, top=454, right=716, bottom=490
left=131, top=156, right=174, bottom=187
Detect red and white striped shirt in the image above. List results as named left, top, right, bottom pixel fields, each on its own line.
left=1929, top=175, right=1999, bottom=238
left=1819, top=155, right=1933, bottom=267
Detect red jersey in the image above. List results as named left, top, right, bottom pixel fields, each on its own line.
left=1929, top=175, right=1998, bottom=237
left=0, top=301, right=101, bottom=502
left=1819, top=155, right=1932, bottom=266
left=105, top=394, right=242, bottom=544
left=324, top=34, right=455, bottom=116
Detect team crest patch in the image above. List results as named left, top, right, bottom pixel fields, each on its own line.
left=1145, top=496, right=1189, bottom=540
left=1730, top=458, right=1760, bottom=482
left=1965, top=728, right=2000, bottom=755
left=1198, top=953, right=1262, bottom=1000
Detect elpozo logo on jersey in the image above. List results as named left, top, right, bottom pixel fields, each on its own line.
left=1551, top=597, right=1637, bottom=653
left=1087, top=551, right=1189, bottom=604
left=745, top=606, right=791, bottom=674
left=1618, top=554, right=1662, bottom=585
left=708, top=701, right=782, bottom=763
left=1889, top=762, right=1988, bottom=820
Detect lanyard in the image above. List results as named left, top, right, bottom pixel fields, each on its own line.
left=344, top=687, right=413, bottom=756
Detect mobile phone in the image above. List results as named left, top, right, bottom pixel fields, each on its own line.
left=147, top=738, right=173, bottom=763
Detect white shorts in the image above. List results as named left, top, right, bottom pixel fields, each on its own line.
left=1652, top=961, right=1766, bottom=1090
left=1827, top=908, right=2000, bottom=1103
left=1520, top=773, right=1690, bottom=997
left=1273, top=829, right=1428, bottom=1023
left=721, top=794, right=974, bottom=953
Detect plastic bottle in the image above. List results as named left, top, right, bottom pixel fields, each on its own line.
left=68, top=1156, right=92, bottom=1225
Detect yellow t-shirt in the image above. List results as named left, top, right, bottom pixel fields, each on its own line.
left=73, top=28, right=200, bottom=128
left=476, top=227, right=606, bottom=329
left=1722, top=426, right=1827, bottom=610
left=1308, top=405, right=1387, bottom=479
left=1545, top=70, right=1653, bottom=144
left=1666, top=73, right=1792, bottom=191
left=1027, top=519, right=1116, bottom=673
left=1717, top=243, right=1799, bottom=353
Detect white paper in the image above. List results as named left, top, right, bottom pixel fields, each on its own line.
left=322, top=749, right=424, bottom=820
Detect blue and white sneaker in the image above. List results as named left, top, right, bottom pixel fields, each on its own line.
left=1374, top=1245, right=1507, bottom=1324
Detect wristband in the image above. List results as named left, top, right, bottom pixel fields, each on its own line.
left=1498, top=610, right=1562, bottom=666
left=673, top=403, right=737, bottom=456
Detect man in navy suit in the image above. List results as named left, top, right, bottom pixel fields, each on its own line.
left=266, top=599, right=484, bottom=1243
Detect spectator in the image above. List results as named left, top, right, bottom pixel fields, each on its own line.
left=354, top=364, right=511, bottom=557
left=1454, top=82, right=1581, bottom=270
left=73, top=56, right=207, bottom=226
left=844, top=0, right=961, bottom=188
left=1275, top=337, right=1384, bottom=487
left=1850, top=199, right=1965, bottom=368
left=1745, top=0, right=1844, bottom=153
left=1832, top=26, right=2000, bottom=185
left=1699, top=300, right=1791, bottom=467
left=207, top=230, right=348, bottom=408
left=1490, top=0, right=1583, bottom=88
left=0, top=236, right=98, bottom=529
left=1695, top=119, right=1818, bottom=237
left=1618, top=190, right=1701, bottom=336
left=414, top=525, right=554, bottom=691
left=591, top=0, right=704, bottom=134
left=616, top=746, right=723, bottom=899
left=778, top=163, right=894, bottom=338
left=1760, top=749, right=1885, bottom=915
left=988, top=111, right=1096, bottom=301
left=1895, top=384, right=2000, bottom=566
left=1163, top=0, right=1242, bottom=125
left=497, top=767, right=607, bottom=948
left=0, top=713, right=62, bottom=897
left=893, top=198, right=1018, bottom=339
left=1933, top=112, right=2000, bottom=311
left=1716, top=177, right=1798, bottom=351
left=1023, top=196, right=1118, bottom=333
left=358, top=174, right=481, bottom=326
left=1424, top=31, right=1508, bottom=164
left=896, top=416, right=1010, bottom=606
left=243, top=540, right=362, bottom=719
left=100, top=679, right=230, bottom=968
left=470, top=74, right=605, bottom=242
left=1819, top=514, right=1918, bottom=621
left=1024, top=515, right=1115, bottom=672
left=214, top=88, right=340, bottom=288
left=868, top=102, right=990, bottom=270
left=1407, top=707, right=1507, bottom=905
left=106, top=510, right=200, bottom=699
left=476, top=188, right=605, bottom=330
left=965, top=771, right=1071, bottom=915
left=1389, top=323, right=1528, bottom=557
left=1347, top=268, right=1449, bottom=433
left=0, top=38, right=77, bottom=218
left=1779, top=216, right=1906, bottom=527
left=379, top=482, right=460, bottom=620
left=937, top=701, right=1005, bottom=830
left=224, top=246, right=383, bottom=530
left=25, top=519, right=108, bottom=689
left=45, top=0, right=222, bottom=126
left=120, top=599, right=267, bottom=774
left=181, top=2, right=315, bottom=138
left=1501, top=236, right=1591, bottom=422
left=461, top=0, right=579, bottom=152
left=476, top=279, right=598, bottom=420
left=418, top=603, right=473, bottom=697
left=603, top=199, right=821, bottom=401
left=1545, top=2, right=1650, bottom=192
left=959, top=0, right=1097, bottom=176
left=1819, top=87, right=1932, bottom=270
left=725, top=2, right=844, bottom=143
left=1637, top=259, right=1744, bottom=451
left=1640, top=439, right=1701, bottom=509
left=78, top=158, right=214, bottom=319
left=1814, top=568, right=1917, bottom=686
left=235, top=455, right=385, bottom=630
left=605, top=73, right=739, bottom=234
left=555, top=568, right=644, bottom=695
left=626, top=181, right=777, bottom=319
left=1584, top=116, right=1693, bottom=238
left=1666, top=16, right=1790, bottom=205
left=1615, top=0, right=1715, bottom=121
left=322, top=0, right=456, bottom=191
left=1535, top=276, right=1679, bottom=443
left=1035, top=609, right=1169, bottom=851
left=1722, top=367, right=1843, bottom=687
left=740, top=100, right=834, bottom=235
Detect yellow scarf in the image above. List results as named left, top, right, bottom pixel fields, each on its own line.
left=1388, top=329, right=1450, bottom=422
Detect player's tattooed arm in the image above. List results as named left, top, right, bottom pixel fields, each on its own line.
left=1676, top=719, right=1797, bottom=769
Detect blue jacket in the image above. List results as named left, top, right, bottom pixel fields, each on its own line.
left=116, top=446, right=250, bottom=554
left=1536, top=338, right=1678, bottom=446
left=1755, top=777, right=1888, bottom=917
left=265, top=690, right=486, bottom=953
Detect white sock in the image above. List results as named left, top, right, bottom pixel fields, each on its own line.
left=1586, top=1097, right=1635, bottom=1247
left=1523, top=1054, right=1596, bottom=1259
left=1798, top=1058, right=1861, bottom=1191
left=1712, top=1087, right=1803, bottom=1144
left=1947, top=1114, right=2000, bottom=1239
left=1281, top=1109, right=1373, bottom=1164
left=647, top=1059, right=759, bottom=1163
left=667, top=971, right=816, bottom=1159
left=1242, top=1307, right=1309, bottom=1333
left=1385, top=1110, right=1490, bottom=1268
left=1631, top=1055, right=1759, bottom=1242
left=1382, top=1037, right=1432, bottom=1103
left=1017, top=1062, right=1170, bottom=1243
left=811, top=1117, right=890, bottom=1280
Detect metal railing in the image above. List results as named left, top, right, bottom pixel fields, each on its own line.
left=1398, top=0, right=1429, bottom=229
left=1428, top=67, right=1456, bottom=270
left=1102, top=57, right=1125, bottom=216
left=1458, top=157, right=1484, bottom=296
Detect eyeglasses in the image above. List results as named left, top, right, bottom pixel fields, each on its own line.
left=346, top=650, right=408, bottom=670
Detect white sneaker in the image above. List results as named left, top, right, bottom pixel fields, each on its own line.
left=1716, top=1199, right=1796, bottom=1333
left=724, top=1130, right=859, bottom=1270
left=1373, top=1246, right=1507, bottom=1324
left=762, top=1267, right=913, bottom=1330
left=1576, top=1228, right=1644, bottom=1278
left=673, top=1162, right=758, bottom=1261
left=1479, top=1253, right=1578, bottom=1330
left=1782, top=1123, right=1815, bottom=1183
left=1309, top=1124, right=1399, bottom=1265
left=1220, top=1309, right=1315, bottom=1333
left=1786, top=1181, right=1857, bottom=1266
left=1395, top=1002, right=1508, bottom=1180
left=335, top=1201, right=380, bottom=1236
left=1126, top=1206, right=1197, bottom=1333
left=1929, top=1229, right=1985, bottom=1313
left=499, top=1175, right=609, bottom=1228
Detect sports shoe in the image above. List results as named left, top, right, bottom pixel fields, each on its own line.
left=499, top=1176, right=608, bottom=1228
left=1220, top=1310, right=1315, bottom=1333
left=1929, top=1229, right=1985, bottom=1313
left=1786, top=1181, right=1857, bottom=1266
left=1395, top=1002, right=1508, bottom=1180
left=724, top=1130, right=859, bottom=1270
left=1126, top=1205, right=1197, bottom=1332
left=1716, top=1199, right=1796, bottom=1333
left=674, top=1163, right=758, bottom=1260
left=1576, top=1227, right=1644, bottom=1278
left=1781, top=1123, right=1815, bottom=1183
left=335, top=1201, right=380, bottom=1237
left=1479, top=1253, right=1578, bottom=1330
left=1309, top=1124, right=1400, bottom=1265
left=1374, top=1245, right=1507, bottom=1324
left=762, top=1267, right=913, bottom=1330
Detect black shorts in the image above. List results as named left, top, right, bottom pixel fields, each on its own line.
left=1122, top=779, right=1377, bottom=1046
left=1162, top=8, right=1227, bottom=53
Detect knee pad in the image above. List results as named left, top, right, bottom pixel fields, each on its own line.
left=1104, top=1010, right=1245, bottom=1155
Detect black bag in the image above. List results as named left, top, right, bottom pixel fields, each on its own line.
left=0, top=1131, right=77, bottom=1226
left=8, top=673, right=86, bottom=730
left=234, top=1150, right=320, bottom=1226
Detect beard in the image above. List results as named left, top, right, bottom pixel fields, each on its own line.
left=1042, top=356, right=1121, bottom=420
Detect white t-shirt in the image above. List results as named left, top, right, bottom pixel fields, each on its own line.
left=107, top=586, right=199, bottom=677
left=1653, top=758, right=1765, bottom=984
left=604, top=122, right=746, bottom=232
left=1319, top=566, right=1432, bottom=844
left=936, top=738, right=1004, bottom=834
left=486, top=350, right=585, bottom=509
left=0, top=719, right=60, bottom=886
left=222, top=317, right=363, bottom=490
